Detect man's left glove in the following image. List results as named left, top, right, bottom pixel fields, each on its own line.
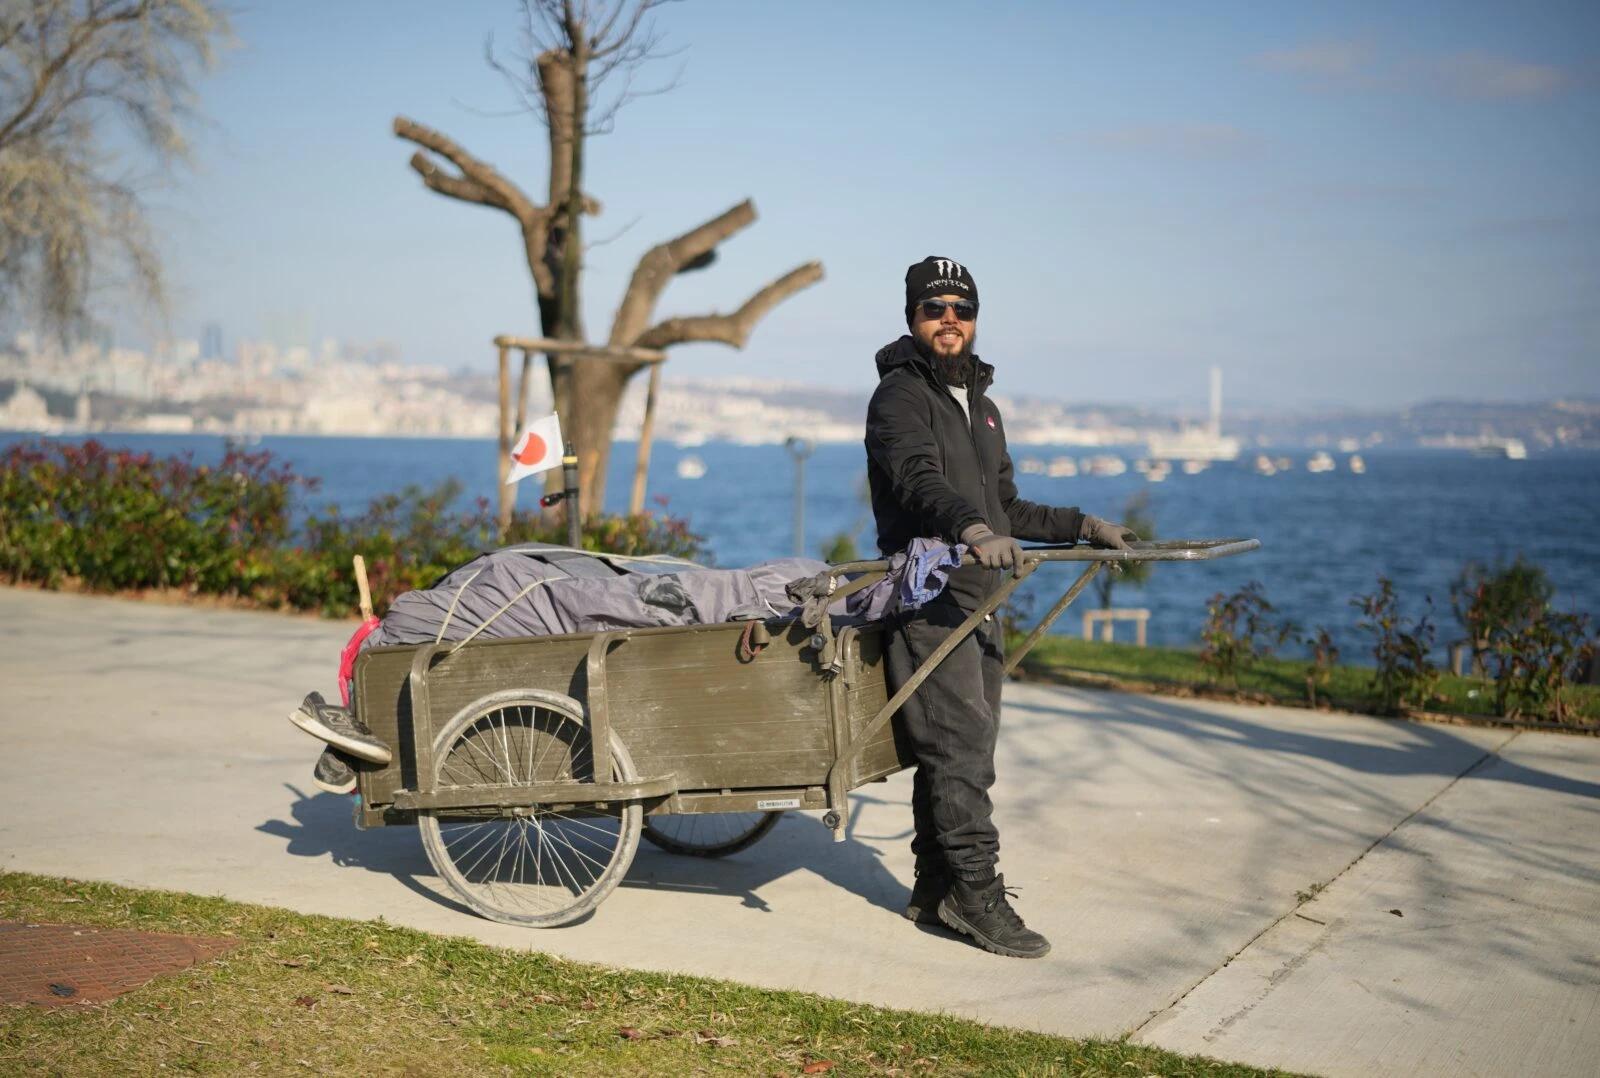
left=1079, top=514, right=1139, bottom=550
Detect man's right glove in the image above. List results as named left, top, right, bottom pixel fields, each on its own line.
left=959, top=523, right=1023, bottom=574
left=1079, top=514, right=1139, bottom=550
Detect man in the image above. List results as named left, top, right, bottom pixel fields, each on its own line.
left=865, top=255, right=1137, bottom=959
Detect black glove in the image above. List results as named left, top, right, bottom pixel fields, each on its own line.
left=960, top=523, right=1023, bottom=574
left=1079, top=514, right=1138, bottom=550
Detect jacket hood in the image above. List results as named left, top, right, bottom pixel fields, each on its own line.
left=874, top=334, right=994, bottom=393
left=874, top=335, right=921, bottom=377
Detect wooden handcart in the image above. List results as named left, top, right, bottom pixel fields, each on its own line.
left=350, top=539, right=1258, bottom=926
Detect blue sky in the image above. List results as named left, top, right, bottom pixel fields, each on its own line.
left=144, top=0, right=1598, bottom=410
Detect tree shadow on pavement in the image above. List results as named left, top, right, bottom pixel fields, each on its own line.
left=999, top=685, right=1600, bottom=987
left=1005, top=687, right=1600, bottom=804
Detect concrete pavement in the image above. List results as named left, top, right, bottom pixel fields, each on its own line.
left=2, top=587, right=1597, bottom=1077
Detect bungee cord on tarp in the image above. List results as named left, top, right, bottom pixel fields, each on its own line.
left=444, top=576, right=558, bottom=655
left=432, top=566, right=485, bottom=645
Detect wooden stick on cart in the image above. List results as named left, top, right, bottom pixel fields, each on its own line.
left=353, top=554, right=374, bottom=620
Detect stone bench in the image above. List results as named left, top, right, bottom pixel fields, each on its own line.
left=1448, top=639, right=1489, bottom=678
left=1082, top=608, right=1151, bottom=647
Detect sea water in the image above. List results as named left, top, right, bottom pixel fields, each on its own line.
left=5, top=432, right=1597, bottom=653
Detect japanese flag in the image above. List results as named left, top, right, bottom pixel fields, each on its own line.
left=506, top=413, right=564, bottom=485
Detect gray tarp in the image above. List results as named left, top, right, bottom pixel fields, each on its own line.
left=366, top=544, right=833, bottom=648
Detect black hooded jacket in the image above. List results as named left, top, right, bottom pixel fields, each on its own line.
left=864, top=335, right=1085, bottom=610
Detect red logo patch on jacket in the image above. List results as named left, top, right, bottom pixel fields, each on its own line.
left=986, top=415, right=997, bottom=429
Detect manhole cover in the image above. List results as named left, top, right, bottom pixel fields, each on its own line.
left=0, top=922, right=240, bottom=1008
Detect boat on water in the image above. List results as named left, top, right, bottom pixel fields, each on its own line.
left=1306, top=451, right=1335, bottom=473
left=1046, top=456, right=1077, bottom=478
left=1085, top=454, right=1127, bottom=477
left=1254, top=454, right=1277, bottom=476
left=1421, top=434, right=1529, bottom=459
left=1348, top=454, right=1366, bottom=474
left=675, top=455, right=707, bottom=479
left=1474, top=438, right=1528, bottom=460
left=1147, top=427, right=1241, bottom=462
left=1019, top=457, right=1046, bottom=475
left=1146, top=460, right=1171, bottom=482
left=1181, top=459, right=1208, bottom=475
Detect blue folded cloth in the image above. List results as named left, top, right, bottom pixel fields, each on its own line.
left=901, top=537, right=966, bottom=608
left=847, top=538, right=968, bottom=621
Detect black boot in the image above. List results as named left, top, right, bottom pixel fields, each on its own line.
left=937, top=874, right=1050, bottom=958
left=904, top=864, right=951, bottom=925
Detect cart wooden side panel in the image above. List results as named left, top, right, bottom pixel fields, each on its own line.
left=352, top=618, right=910, bottom=817
left=837, top=626, right=912, bottom=786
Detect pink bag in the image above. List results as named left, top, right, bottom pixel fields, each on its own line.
left=337, top=616, right=381, bottom=708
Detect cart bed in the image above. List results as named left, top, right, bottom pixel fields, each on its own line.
left=352, top=617, right=912, bottom=823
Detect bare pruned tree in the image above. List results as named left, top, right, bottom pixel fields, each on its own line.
left=396, top=0, right=822, bottom=512
left=0, top=0, right=229, bottom=340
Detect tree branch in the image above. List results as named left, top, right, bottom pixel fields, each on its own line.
left=484, top=28, right=550, bottom=124
left=632, top=260, right=823, bottom=350
left=0, top=0, right=152, bottom=147
left=607, top=198, right=756, bottom=346
left=406, top=150, right=504, bottom=208
left=394, top=115, right=560, bottom=299
left=393, top=115, right=543, bottom=223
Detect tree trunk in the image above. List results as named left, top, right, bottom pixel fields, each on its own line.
left=559, top=52, right=587, bottom=341
left=537, top=46, right=586, bottom=509
left=567, top=357, right=642, bottom=512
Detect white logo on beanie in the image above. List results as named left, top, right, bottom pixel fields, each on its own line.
left=934, top=259, right=963, bottom=279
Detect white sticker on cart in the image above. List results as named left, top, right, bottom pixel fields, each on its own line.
left=756, top=798, right=801, bottom=810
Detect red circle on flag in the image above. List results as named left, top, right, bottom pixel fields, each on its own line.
left=515, top=433, right=547, bottom=465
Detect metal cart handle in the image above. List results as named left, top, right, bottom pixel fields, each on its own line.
left=825, top=537, right=1260, bottom=579
left=820, top=537, right=1259, bottom=841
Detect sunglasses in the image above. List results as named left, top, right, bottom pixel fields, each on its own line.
left=918, top=298, right=978, bottom=322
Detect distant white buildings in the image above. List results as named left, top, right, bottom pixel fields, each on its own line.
left=614, top=376, right=860, bottom=446
left=0, top=331, right=1178, bottom=446
left=0, top=383, right=57, bottom=432
left=0, top=332, right=499, bottom=439
left=141, top=413, right=197, bottom=434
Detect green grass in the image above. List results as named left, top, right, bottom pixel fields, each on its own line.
left=1013, top=636, right=1600, bottom=726
left=0, top=872, right=1297, bottom=1077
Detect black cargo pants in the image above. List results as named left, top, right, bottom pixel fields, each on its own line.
left=885, top=597, right=1006, bottom=882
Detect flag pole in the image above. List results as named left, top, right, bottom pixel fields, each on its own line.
left=495, top=341, right=513, bottom=541
left=562, top=442, right=581, bottom=549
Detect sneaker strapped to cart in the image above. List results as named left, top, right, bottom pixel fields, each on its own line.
left=287, top=691, right=392, bottom=765
left=311, top=746, right=359, bottom=795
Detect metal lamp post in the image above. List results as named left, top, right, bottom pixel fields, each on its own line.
left=784, top=436, right=815, bottom=557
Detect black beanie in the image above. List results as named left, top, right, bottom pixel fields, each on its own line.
left=905, top=255, right=978, bottom=322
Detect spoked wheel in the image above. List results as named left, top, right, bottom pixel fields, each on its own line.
left=418, top=689, right=641, bottom=927
left=642, top=811, right=782, bottom=857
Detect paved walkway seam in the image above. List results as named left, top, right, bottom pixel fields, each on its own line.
left=1124, top=729, right=1521, bottom=1040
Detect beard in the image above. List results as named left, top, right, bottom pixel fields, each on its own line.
left=911, top=329, right=978, bottom=387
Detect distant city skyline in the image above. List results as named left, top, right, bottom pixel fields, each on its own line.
left=10, top=331, right=1598, bottom=452
left=104, top=0, right=1599, bottom=410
